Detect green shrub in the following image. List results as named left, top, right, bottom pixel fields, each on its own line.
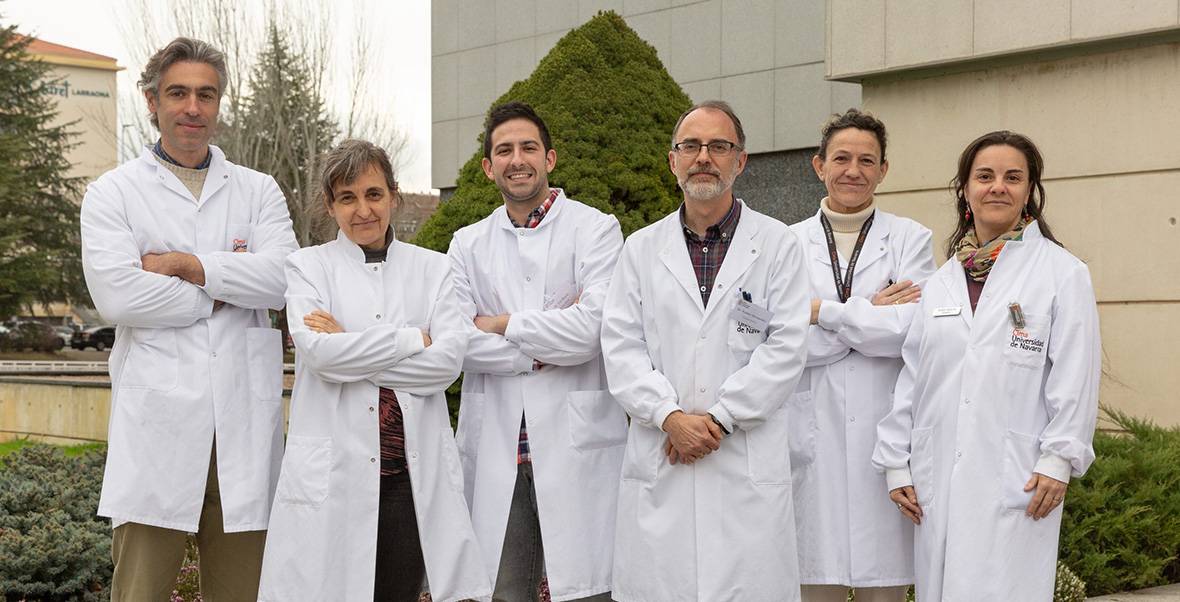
left=1059, top=407, right=1180, bottom=595
left=0, top=443, right=110, bottom=601
left=413, top=10, right=692, bottom=253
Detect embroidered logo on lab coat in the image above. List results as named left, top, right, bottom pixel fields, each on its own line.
left=1009, top=328, right=1045, bottom=354
left=232, top=238, right=248, bottom=252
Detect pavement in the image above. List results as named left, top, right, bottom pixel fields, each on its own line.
left=1090, top=584, right=1180, bottom=601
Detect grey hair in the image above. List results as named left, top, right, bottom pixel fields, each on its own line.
left=138, top=37, right=228, bottom=129
left=671, top=100, right=746, bottom=149
left=320, top=139, right=398, bottom=205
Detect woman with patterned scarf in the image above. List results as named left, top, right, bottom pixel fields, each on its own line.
left=872, top=131, right=1101, bottom=601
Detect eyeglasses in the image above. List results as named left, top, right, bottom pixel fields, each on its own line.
left=672, top=140, right=742, bottom=157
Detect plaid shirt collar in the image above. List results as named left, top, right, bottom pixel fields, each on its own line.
left=508, top=188, right=560, bottom=229
left=679, top=197, right=741, bottom=242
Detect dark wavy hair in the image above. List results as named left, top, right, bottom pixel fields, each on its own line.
left=482, top=101, right=552, bottom=160
left=946, top=130, right=1062, bottom=257
left=816, top=108, right=887, bottom=161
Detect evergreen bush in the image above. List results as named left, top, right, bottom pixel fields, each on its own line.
left=1059, top=408, right=1180, bottom=595
left=414, top=10, right=692, bottom=252
left=0, top=444, right=110, bottom=601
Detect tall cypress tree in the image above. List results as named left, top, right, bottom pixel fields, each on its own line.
left=0, top=23, right=86, bottom=317
left=414, top=11, right=693, bottom=252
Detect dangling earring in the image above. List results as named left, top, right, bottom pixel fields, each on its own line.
left=1022, top=204, right=1030, bottom=219
left=964, top=205, right=972, bottom=221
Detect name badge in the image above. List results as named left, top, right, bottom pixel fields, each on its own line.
left=731, top=299, right=772, bottom=333
left=933, top=306, right=962, bottom=317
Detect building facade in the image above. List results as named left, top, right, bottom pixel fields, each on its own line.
left=431, top=0, right=861, bottom=224
left=827, top=0, right=1180, bottom=426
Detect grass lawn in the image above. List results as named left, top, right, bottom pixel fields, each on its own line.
left=0, top=438, right=105, bottom=458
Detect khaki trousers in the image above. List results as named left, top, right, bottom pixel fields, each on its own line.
left=110, top=449, right=266, bottom=602
left=801, top=584, right=909, bottom=602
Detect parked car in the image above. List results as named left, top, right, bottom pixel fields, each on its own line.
left=71, top=325, right=116, bottom=351
left=0, top=322, right=64, bottom=352
left=53, top=326, right=75, bottom=349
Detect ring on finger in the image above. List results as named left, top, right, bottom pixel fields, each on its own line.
left=897, top=503, right=904, bottom=510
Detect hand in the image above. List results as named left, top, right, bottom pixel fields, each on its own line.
left=474, top=314, right=510, bottom=335
left=421, top=330, right=432, bottom=347
left=141, top=252, right=205, bottom=286
left=890, top=486, right=923, bottom=525
left=810, top=299, right=822, bottom=325
left=872, top=279, right=921, bottom=306
left=303, top=310, right=343, bottom=334
left=661, top=411, right=722, bottom=463
left=1024, top=473, right=1067, bottom=520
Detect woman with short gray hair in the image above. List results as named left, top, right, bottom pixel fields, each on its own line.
left=258, top=140, right=490, bottom=602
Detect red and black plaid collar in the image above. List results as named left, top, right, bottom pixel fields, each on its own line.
left=509, top=188, right=560, bottom=229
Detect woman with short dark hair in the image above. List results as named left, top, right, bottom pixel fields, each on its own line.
left=790, top=109, right=934, bottom=602
left=873, top=131, right=1101, bottom=601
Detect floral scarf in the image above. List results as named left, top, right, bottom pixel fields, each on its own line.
left=954, top=216, right=1033, bottom=282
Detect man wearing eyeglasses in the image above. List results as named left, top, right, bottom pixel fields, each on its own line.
left=601, top=101, right=811, bottom=601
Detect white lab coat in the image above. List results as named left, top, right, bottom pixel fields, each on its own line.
left=601, top=201, right=811, bottom=602
left=789, top=209, right=934, bottom=587
left=258, top=232, right=491, bottom=602
left=873, top=221, right=1101, bottom=601
left=81, top=146, right=297, bottom=532
left=448, top=191, right=627, bottom=601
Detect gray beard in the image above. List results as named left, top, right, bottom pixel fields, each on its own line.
left=679, top=175, right=731, bottom=201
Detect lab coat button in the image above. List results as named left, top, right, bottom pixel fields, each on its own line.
left=369, top=406, right=375, bottom=413
left=526, top=276, right=532, bottom=282
left=370, top=457, right=376, bottom=463
left=956, top=451, right=963, bottom=458
left=376, top=314, right=381, bottom=319
left=372, top=266, right=378, bottom=271
left=211, top=352, right=217, bottom=358
left=964, top=398, right=971, bottom=405
left=699, top=387, right=706, bottom=393
left=411, top=452, right=419, bottom=460
left=849, top=416, right=855, bottom=422
left=699, top=333, right=706, bottom=340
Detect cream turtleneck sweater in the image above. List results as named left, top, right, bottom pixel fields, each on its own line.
left=157, top=158, right=209, bottom=201
left=820, top=197, right=876, bottom=262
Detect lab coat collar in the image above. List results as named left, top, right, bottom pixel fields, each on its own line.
left=493, top=188, right=569, bottom=233
left=657, top=198, right=760, bottom=317
left=332, top=227, right=399, bottom=265
left=138, top=144, right=230, bottom=206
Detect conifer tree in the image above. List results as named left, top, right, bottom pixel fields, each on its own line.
left=0, top=22, right=86, bottom=317
left=414, top=11, right=692, bottom=252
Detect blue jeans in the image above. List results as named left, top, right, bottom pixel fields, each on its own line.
left=493, top=463, right=612, bottom=602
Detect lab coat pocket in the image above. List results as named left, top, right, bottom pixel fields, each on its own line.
left=121, top=328, right=178, bottom=392
left=1002, top=314, right=1050, bottom=369
left=1001, top=430, right=1040, bottom=511
left=786, top=391, right=817, bottom=469
left=567, top=390, right=628, bottom=450
left=746, top=404, right=791, bottom=485
left=440, top=428, right=466, bottom=494
left=276, top=436, right=332, bottom=507
left=910, top=426, right=936, bottom=506
left=621, top=425, right=660, bottom=483
left=246, top=327, right=283, bottom=402
left=727, top=322, right=764, bottom=367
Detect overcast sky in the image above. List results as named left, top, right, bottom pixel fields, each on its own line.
left=4, top=0, right=434, bottom=193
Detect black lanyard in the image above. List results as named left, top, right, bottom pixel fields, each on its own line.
left=819, top=211, right=875, bottom=303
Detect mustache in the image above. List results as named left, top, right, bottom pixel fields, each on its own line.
left=688, top=166, right=720, bottom=177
